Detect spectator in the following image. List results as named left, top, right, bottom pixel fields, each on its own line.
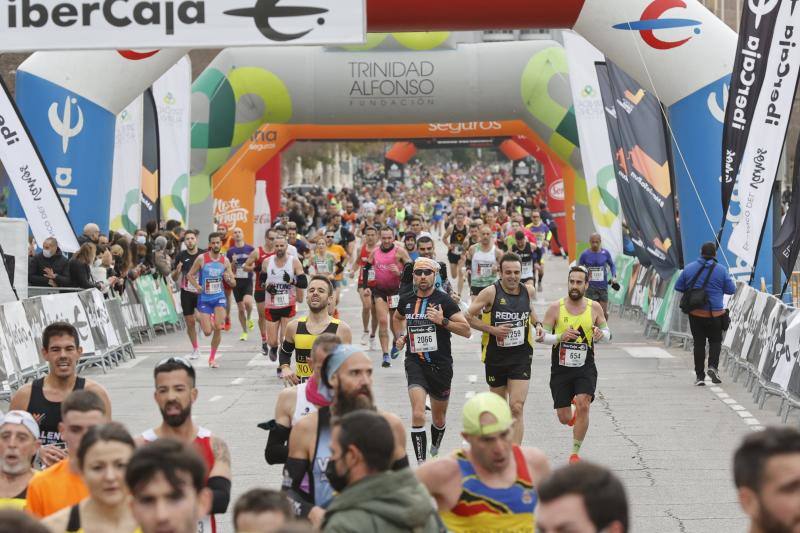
left=67, top=243, right=99, bottom=290
left=0, top=411, right=40, bottom=511
left=77, top=223, right=100, bottom=247
left=674, top=241, right=736, bottom=386
left=233, top=489, right=293, bottom=533
left=320, top=410, right=440, bottom=532
left=28, top=238, right=70, bottom=288
left=537, top=462, right=629, bottom=533
left=152, top=235, right=173, bottom=278
left=734, top=426, right=800, bottom=533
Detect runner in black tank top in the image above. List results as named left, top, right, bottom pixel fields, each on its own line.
left=27, top=377, right=86, bottom=446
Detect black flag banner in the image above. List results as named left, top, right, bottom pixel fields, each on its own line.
left=773, top=134, right=800, bottom=288
left=721, top=0, right=782, bottom=222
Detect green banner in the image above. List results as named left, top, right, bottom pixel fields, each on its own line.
left=655, top=273, right=679, bottom=331
left=608, top=255, right=635, bottom=306
left=134, top=276, right=179, bottom=327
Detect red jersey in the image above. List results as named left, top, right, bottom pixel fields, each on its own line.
left=254, top=246, right=274, bottom=291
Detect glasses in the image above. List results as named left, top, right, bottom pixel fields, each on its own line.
left=326, top=236, right=335, bottom=239
left=413, top=269, right=434, bottom=276
left=156, top=356, right=194, bottom=369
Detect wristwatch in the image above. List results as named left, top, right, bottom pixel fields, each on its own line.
left=441, top=317, right=450, bottom=327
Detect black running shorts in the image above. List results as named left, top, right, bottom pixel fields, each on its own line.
left=549, top=363, right=598, bottom=409
left=180, top=290, right=199, bottom=317
left=232, top=279, right=254, bottom=303
left=485, top=357, right=532, bottom=388
left=404, top=357, right=453, bottom=401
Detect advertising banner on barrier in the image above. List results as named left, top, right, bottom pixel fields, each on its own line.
left=0, top=76, right=78, bottom=252
left=140, top=89, right=160, bottom=228
left=608, top=255, right=634, bottom=307
left=110, top=96, right=144, bottom=235
left=563, top=32, right=622, bottom=259
left=728, top=1, right=800, bottom=267
left=41, top=292, right=96, bottom=354
left=0, top=300, right=40, bottom=371
left=14, top=71, right=116, bottom=237
left=0, top=0, right=367, bottom=51
left=153, top=56, right=191, bottom=224
left=78, top=290, right=119, bottom=352
left=135, top=276, right=178, bottom=326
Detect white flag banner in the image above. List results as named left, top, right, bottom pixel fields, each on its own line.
left=0, top=78, right=79, bottom=252
left=563, top=31, right=623, bottom=259
left=110, top=96, right=144, bottom=234
left=153, top=56, right=191, bottom=225
left=728, top=0, right=800, bottom=265
left=0, top=0, right=367, bottom=51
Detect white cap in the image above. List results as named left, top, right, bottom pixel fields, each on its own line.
left=0, top=410, right=40, bottom=439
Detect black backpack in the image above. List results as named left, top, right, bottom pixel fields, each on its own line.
left=680, top=261, right=717, bottom=314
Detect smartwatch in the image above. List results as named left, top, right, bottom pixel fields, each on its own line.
left=441, top=317, right=450, bottom=327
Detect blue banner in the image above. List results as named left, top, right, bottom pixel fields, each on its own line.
left=668, top=76, right=775, bottom=291
left=10, top=72, right=116, bottom=236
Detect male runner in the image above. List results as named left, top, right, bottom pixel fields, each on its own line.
left=0, top=411, right=40, bottom=510
left=137, top=357, right=232, bottom=533
left=466, top=225, right=503, bottom=297
left=443, top=209, right=469, bottom=298
left=416, top=392, right=550, bottom=533
left=403, top=232, right=419, bottom=261
left=171, top=230, right=205, bottom=358
left=187, top=232, right=236, bottom=368
left=350, top=225, right=378, bottom=347
left=10, top=322, right=111, bottom=465
left=399, top=235, right=453, bottom=298
left=510, top=229, right=540, bottom=291
left=527, top=210, right=551, bottom=291
left=262, top=236, right=308, bottom=373
left=578, top=233, right=617, bottom=320
left=466, top=253, right=542, bottom=444
left=226, top=228, right=256, bottom=340
left=244, top=229, right=276, bottom=356
left=393, top=257, right=471, bottom=464
left=537, top=266, right=611, bottom=463
left=263, top=333, right=341, bottom=465
left=279, top=276, right=353, bottom=386
left=324, top=231, right=349, bottom=317
left=361, top=226, right=411, bottom=368
left=283, top=345, right=408, bottom=521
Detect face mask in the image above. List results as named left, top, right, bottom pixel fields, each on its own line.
left=42, top=249, right=53, bottom=259
left=325, top=456, right=350, bottom=493
left=136, top=236, right=146, bottom=245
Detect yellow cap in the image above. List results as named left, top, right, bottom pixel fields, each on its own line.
left=462, top=392, right=513, bottom=436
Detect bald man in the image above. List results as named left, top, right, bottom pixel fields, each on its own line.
left=577, top=234, right=616, bottom=319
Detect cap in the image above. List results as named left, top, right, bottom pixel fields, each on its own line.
left=404, top=232, right=417, bottom=240
left=0, top=410, right=40, bottom=440
left=318, top=344, right=365, bottom=401
left=462, top=392, right=513, bottom=436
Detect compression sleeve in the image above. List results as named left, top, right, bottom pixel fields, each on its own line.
left=264, top=422, right=291, bottom=465
left=207, top=476, right=231, bottom=514
left=359, top=263, right=372, bottom=288
left=282, top=458, right=314, bottom=517
left=392, top=455, right=410, bottom=470
left=294, top=274, right=308, bottom=289
left=279, top=340, right=295, bottom=367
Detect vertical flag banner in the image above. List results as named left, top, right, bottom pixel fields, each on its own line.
left=563, top=31, right=623, bottom=259
left=728, top=1, right=800, bottom=267
left=597, top=62, right=681, bottom=278
left=774, top=135, right=800, bottom=285
left=140, top=89, right=160, bottom=228
left=0, top=77, right=78, bottom=252
left=110, top=96, right=144, bottom=235
left=153, top=56, right=192, bottom=225
left=721, top=0, right=781, bottom=220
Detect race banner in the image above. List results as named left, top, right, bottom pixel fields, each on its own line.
left=728, top=0, right=800, bottom=267
left=0, top=76, right=78, bottom=252
left=597, top=62, right=682, bottom=278
left=140, top=89, right=160, bottom=228
left=563, top=32, right=623, bottom=259
left=773, top=135, right=800, bottom=283
left=153, top=56, right=191, bottom=224
left=110, top=96, right=144, bottom=235
left=0, top=0, right=366, bottom=51
left=721, top=0, right=781, bottom=221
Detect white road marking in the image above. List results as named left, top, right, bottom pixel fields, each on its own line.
left=737, top=411, right=754, bottom=418
left=231, top=378, right=245, bottom=385
left=621, top=346, right=674, bottom=359
left=722, top=398, right=737, bottom=404
left=209, top=395, right=223, bottom=403
left=247, top=354, right=275, bottom=367
left=743, top=418, right=762, bottom=426
left=118, top=356, right=150, bottom=369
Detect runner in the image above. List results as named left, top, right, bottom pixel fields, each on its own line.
left=403, top=232, right=420, bottom=261
left=526, top=210, right=551, bottom=291
left=307, top=236, right=339, bottom=316
left=0, top=411, right=39, bottom=510
left=138, top=357, right=232, bottom=533
left=279, top=276, right=353, bottom=386
left=244, top=229, right=276, bottom=357
left=393, top=257, right=471, bottom=464
left=350, top=225, right=379, bottom=348
left=263, top=333, right=341, bottom=465
left=399, top=235, right=454, bottom=299
left=324, top=230, right=349, bottom=318
left=226, top=228, right=256, bottom=341
left=442, top=208, right=468, bottom=300
left=578, top=233, right=617, bottom=320
left=187, top=232, right=236, bottom=369
left=416, top=392, right=550, bottom=533
left=466, top=225, right=503, bottom=298
left=283, top=345, right=408, bottom=521
left=510, top=229, right=541, bottom=291
left=361, top=226, right=412, bottom=368
left=262, top=236, right=308, bottom=373
left=466, top=252, right=542, bottom=444
left=536, top=266, right=612, bottom=463
left=171, top=230, right=205, bottom=358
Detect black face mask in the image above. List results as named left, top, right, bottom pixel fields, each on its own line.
left=325, top=456, right=350, bottom=493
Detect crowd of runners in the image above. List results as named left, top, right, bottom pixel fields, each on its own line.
left=1, top=163, right=794, bottom=533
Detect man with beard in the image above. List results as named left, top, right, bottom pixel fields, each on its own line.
left=466, top=225, right=503, bottom=298
left=735, top=427, right=800, bottom=533
left=536, top=266, right=611, bottom=463
left=399, top=235, right=453, bottom=299
left=404, top=232, right=420, bottom=262
left=137, top=357, right=232, bottom=533
left=442, top=208, right=469, bottom=298
left=350, top=225, right=379, bottom=348
left=279, top=276, right=352, bottom=386
left=393, top=257, right=471, bottom=464
left=171, top=230, right=205, bottom=359
left=187, top=232, right=237, bottom=368
left=0, top=411, right=40, bottom=510
left=226, top=228, right=256, bottom=341
left=283, top=345, right=408, bottom=522
left=10, top=322, right=111, bottom=466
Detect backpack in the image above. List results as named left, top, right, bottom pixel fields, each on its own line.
left=680, top=261, right=717, bottom=314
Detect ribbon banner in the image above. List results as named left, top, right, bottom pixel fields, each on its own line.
left=773, top=134, right=800, bottom=285
left=0, top=0, right=366, bottom=51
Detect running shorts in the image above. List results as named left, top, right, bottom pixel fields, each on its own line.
left=264, top=306, right=296, bottom=323
left=404, top=357, right=453, bottom=402
left=549, top=363, right=598, bottom=409
left=485, top=357, right=532, bottom=388
left=197, top=296, right=227, bottom=315
left=232, top=279, right=254, bottom=303
left=586, top=286, right=609, bottom=303
left=180, top=290, right=199, bottom=317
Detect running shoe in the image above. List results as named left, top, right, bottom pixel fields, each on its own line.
left=569, top=453, right=580, bottom=464
left=707, top=368, right=722, bottom=384
left=382, top=354, right=391, bottom=368
left=209, top=358, right=219, bottom=369
left=224, top=320, right=231, bottom=332
left=261, top=342, right=269, bottom=356
left=567, top=401, right=577, bottom=427
left=390, top=345, right=401, bottom=360
left=269, top=348, right=278, bottom=363
left=369, top=336, right=376, bottom=350
left=247, top=319, right=255, bottom=331
left=239, top=332, right=248, bottom=342
left=188, top=348, right=200, bottom=360
left=695, top=377, right=706, bottom=386
left=360, top=331, right=370, bottom=345
left=429, top=446, right=439, bottom=459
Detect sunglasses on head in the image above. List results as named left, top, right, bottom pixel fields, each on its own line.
left=413, top=269, right=434, bottom=276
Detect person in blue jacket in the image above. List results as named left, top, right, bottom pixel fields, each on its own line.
left=675, top=242, right=736, bottom=386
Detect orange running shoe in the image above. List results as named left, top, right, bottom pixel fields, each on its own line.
left=569, top=453, right=581, bottom=464
left=223, top=321, right=231, bottom=331
left=567, top=400, right=577, bottom=427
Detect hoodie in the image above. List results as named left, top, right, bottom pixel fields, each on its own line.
left=322, top=468, right=444, bottom=533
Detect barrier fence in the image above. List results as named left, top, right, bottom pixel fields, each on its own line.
left=0, top=275, right=184, bottom=401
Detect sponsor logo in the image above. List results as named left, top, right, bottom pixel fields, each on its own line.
left=428, top=122, right=502, bottom=135
left=612, top=0, right=702, bottom=50
left=0, top=111, right=20, bottom=146
left=225, top=0, right=327, bottom=41
left=349, top=60, right=437, bottom=108
left=549, top=179, right=565, bottom=201
left=708, top=83, right=727, bottom=124
left=48, top=96, right=84, bottom=154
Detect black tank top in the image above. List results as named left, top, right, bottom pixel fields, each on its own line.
left=449, top=224, right=468, bottom=254
left=482, top=282, right=533, bottom=366
left=27, top=377, right=86, bottom=446
left=66, top=504, right=82, bottom=533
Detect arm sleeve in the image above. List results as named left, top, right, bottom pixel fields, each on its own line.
left=279, top=340, right=295, bottom=367
left=282, top=458, right=314, bottom=517
left=607, top=252, right=617, bottom=277
left=207, top=476, right=231, bottom=514
left=264, top=422, right=291, bottom=465
left=359, top=263, right=371, bottom=289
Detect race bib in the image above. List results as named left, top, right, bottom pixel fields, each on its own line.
left=497, top=321, right=525, bottom=348
left=274, top=291, right=290, bottom=307
left=235, top=267, right=249, bottom=279
left=453, top=244, right=463, bottom=255
left=521, top=262, right=534, bottom=279
left=367, top=269, right=376, bottom=282
left=389, top=294, right=400, bottom=308
left=315, top=260, right=330, bottom=274
left=296, top=361, right=312, bottom=377
left=409, top=324, right=438, bottom=353
left=197, top=516, right=212, bottom=533
left=478, top=263, right=494, bottom=278
left=559, top=342, right=588, bottom=368
left=589, top=267, right=604, bottom=282
left=205, top=279, right=222, bottom=294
